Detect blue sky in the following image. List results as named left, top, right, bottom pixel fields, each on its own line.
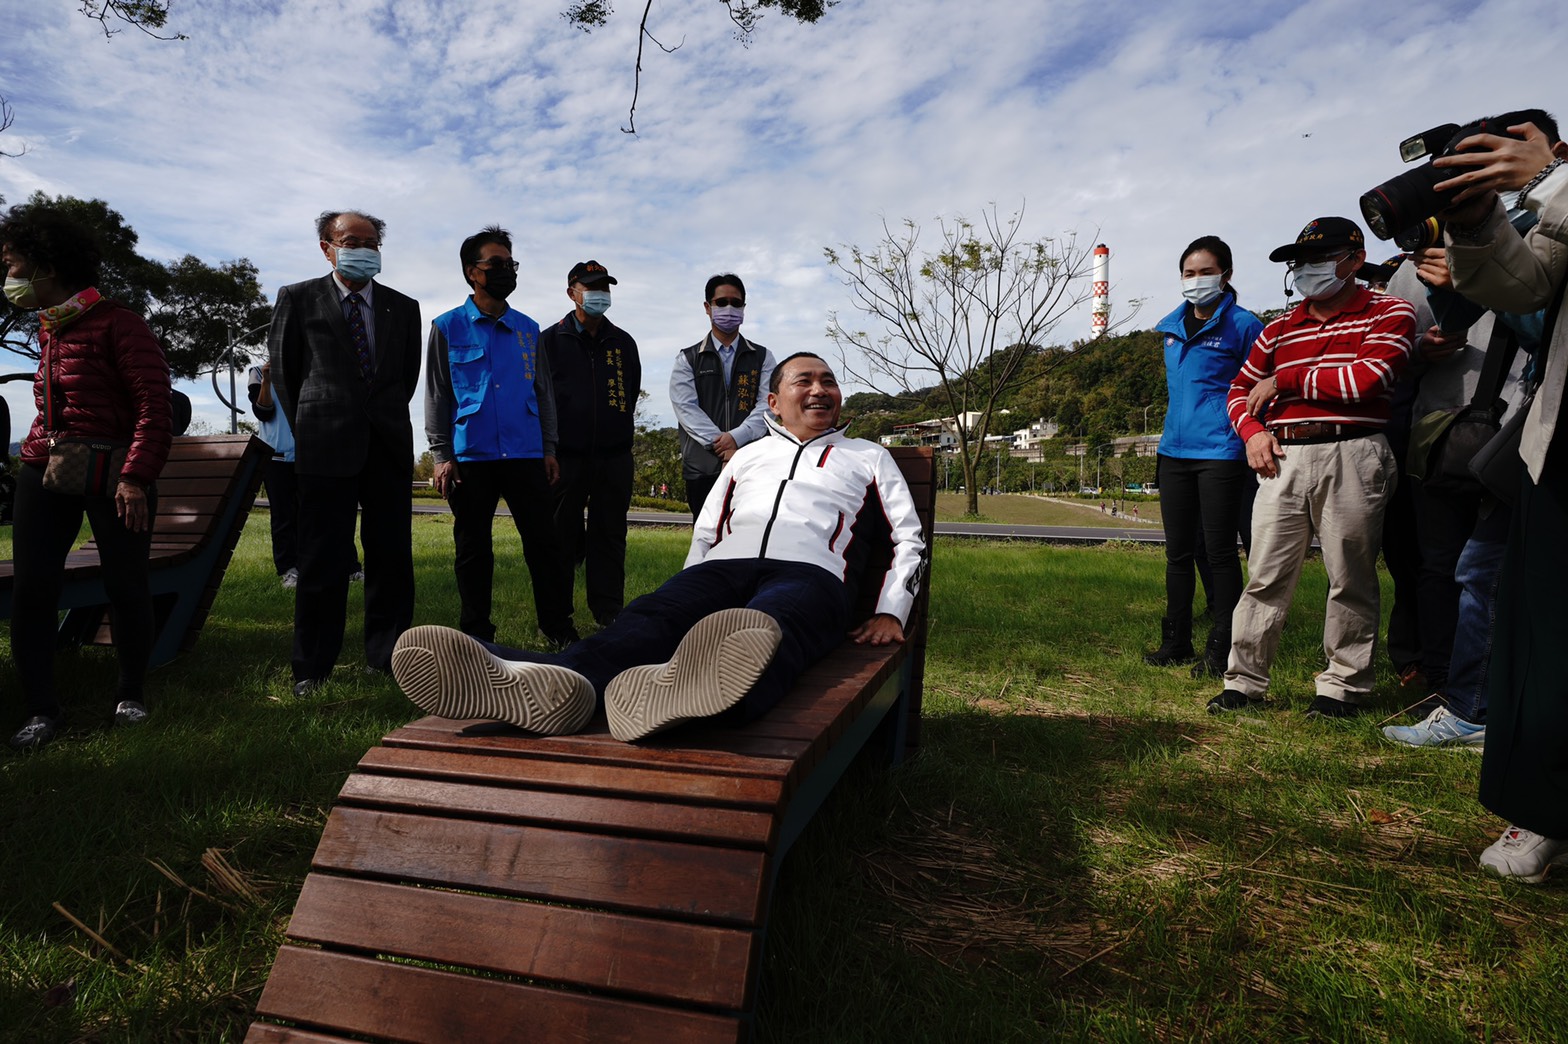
left=1, top=0, right=1562, bottom=447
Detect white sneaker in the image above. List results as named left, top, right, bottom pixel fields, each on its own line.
left=1479, top=825, right=1568, bottom=883
left=390, top=625, right=594, bottom=735
left=280, top=568, right=299, bottom=590
left=1382, top=706, right=1485, bottom=749
left=605, top=608, right=782, bottom=742
left=114, top=700, right=149, bottom=727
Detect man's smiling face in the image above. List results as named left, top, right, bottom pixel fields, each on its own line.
left=768, top=355, right=843, bottom=439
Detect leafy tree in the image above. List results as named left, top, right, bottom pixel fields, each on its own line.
left=631, top=390, right=683, bottom=500
left=77, top=1, right=186, bottom=40
left=826, top=204, right=1109, bottom=517
left=0, top=193, right=271, bottom=378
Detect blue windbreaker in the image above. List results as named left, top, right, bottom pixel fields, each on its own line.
left=1154, top=292, right=1262, bottom=460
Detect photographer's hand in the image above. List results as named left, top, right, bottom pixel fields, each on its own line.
left=1418, top=324, right=1462, bottom=362
left=1433, top=123, right=1557, bottom=204
left=1414, top=247, right=1454, bottom=290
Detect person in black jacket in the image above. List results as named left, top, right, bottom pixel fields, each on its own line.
left=540, top=260, right=641, bottom=629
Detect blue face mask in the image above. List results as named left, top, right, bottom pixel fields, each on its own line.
left=335, top=247, right=381, bottom=283
left=581, top=290, right=611, bottom=316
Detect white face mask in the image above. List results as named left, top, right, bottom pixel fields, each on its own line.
left=3, top=275, right=42, bottom=309
left=1291, top=258, right=1348, bottom=301
left=1180, top=274, right=1225, bottom=307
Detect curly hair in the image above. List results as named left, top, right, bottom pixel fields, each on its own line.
left=0, top=204, right=103, bottom=290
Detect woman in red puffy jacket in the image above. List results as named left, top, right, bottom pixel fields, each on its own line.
left=1, top=204, right=172, bottom=750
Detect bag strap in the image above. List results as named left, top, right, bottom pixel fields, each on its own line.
left=1466, top=316, right=1518, bottom=413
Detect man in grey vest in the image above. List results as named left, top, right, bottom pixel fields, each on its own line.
left=669, top=273, right=776, bottom=518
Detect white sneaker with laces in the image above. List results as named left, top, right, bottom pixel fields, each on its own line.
left=1382, top=706, right=1485, bottom=749
left=1479, top=825, right=1568, bottom=883
left=281, top=568, right=299, bottom=590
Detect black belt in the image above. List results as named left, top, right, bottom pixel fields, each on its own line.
left=1272, top=422, right=1379, bottom=444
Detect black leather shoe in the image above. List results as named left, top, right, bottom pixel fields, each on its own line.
left=293, top=679, right=323, bottom=697
left=541, top=626, right=581, bottom=652
left=1207, top=689, right=1265, bottom=714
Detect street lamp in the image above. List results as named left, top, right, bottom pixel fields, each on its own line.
left=1143, top=403, right=1155, bottom=435
left=216, top=320, right=272, bottom=434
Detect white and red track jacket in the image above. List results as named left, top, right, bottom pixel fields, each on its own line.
left=687, top=416, right=927, bottom=626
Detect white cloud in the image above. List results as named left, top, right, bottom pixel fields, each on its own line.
left=0, top=0, right=1563, bottom=443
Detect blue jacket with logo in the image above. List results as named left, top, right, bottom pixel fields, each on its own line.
left=1154, top=292, right=1261, bottom=460
left=424, top=297, right=556, bottom=464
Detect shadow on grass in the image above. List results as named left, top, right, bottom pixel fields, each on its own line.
left=759, top=705, right=1203, bottom=1042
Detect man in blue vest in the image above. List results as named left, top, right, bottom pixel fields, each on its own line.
left=424, top=226, right=576, bottom=648
left=670, top=273, right=776, bottom=518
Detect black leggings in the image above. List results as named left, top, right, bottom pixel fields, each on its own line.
left=1158, top=455, right=1249, bottom=634
left=9, top=463, right=156, bottom=717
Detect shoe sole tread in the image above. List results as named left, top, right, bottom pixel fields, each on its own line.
left=392, top=626, right=593, bottom=735
left=605, top=609, right=782, bottom=742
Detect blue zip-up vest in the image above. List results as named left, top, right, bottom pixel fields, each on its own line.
left=432, top=298, right=544, bottom=461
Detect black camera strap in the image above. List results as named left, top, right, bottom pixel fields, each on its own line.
left=1464, top=316, right=1520, bottom=419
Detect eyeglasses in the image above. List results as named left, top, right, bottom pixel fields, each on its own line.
left=710, top=297, right=745, bottom=308
left=1287, top=253, right=1348, bottom=271
left=474, top=259, right=520, bottom=272
left=330, top=238, right=380, bottom=250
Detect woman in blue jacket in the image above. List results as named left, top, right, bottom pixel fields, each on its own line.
left=1145, top=236, right=1262, bottom=679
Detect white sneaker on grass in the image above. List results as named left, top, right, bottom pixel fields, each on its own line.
left=1480, top=826, right=1568, bottom=883
left=1382, top=706, right=1485, bottom=749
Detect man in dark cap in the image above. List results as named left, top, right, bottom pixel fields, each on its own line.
left=1209, top=217, right=1416, bottom=719
left=540, top=261, right=642, bottom=631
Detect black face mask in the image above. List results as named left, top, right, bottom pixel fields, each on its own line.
left=482, top=267, right=517, bottom=300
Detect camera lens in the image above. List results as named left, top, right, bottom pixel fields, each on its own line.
left=1359, top=164, right=1451, bottom=241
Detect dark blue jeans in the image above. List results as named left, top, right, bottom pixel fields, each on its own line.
left=1443, top=502, right=1510, bottom=724
left=489, top=558, right=852, bottom=721
left=1412, top=482, right=1481, bottom=691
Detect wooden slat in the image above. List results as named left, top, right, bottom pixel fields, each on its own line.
left=286, top=875, right=758, bottom=1009
left=335, top=774, right=778, bottom=849
left=354, top=746, right=786, bottom=809
left=311, top=806, right=770, bottom=925
left=256, top=947, right=743, bottom=1044
left=384, top=720, right=801, bottom=782
left=245, top=1024, right=362, bottom=1044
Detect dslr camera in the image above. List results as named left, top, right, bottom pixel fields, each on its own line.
left=1359, top=110, right=1540, bottom=248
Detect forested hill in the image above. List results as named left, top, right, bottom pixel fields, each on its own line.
left=840, top=328, right=1173, bottom=448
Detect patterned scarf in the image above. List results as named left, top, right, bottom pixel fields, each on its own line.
left=39, top=287, right=104, bottom=333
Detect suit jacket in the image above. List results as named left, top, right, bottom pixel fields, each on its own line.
left=268, top=273, right=423, bottom=477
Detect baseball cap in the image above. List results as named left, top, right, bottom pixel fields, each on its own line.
left=568, top=260, right=618, bottom=286
left=1268, top=217, right=1366, bottom=263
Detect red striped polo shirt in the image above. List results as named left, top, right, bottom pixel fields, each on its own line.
left=1227, top=287, right=1416, bottom=443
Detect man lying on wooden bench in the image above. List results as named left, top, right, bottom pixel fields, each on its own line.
left=391, top=352, right=926, bottom=742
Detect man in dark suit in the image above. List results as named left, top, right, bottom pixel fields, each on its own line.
left=268, top=210, right=422, bottom=694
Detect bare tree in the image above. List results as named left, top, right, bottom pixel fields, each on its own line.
left=826, top=205, right=1110, bottom=516
left=563, top=0, right=832, bottom=134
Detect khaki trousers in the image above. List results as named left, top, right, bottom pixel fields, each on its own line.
left=1223, top=434, right=1396, bottom=703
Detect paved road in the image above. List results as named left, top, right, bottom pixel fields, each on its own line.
left=370, top=501, right=1167, bottom=545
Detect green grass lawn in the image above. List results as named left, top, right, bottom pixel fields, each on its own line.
left=1, top=516, right=1562, bottom=1041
